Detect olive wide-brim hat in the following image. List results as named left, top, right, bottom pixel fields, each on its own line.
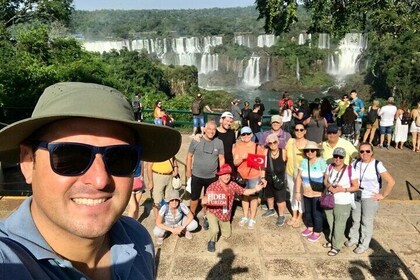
left=0, top=82, right=181, bottom=163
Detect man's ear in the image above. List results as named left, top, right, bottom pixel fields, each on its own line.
left=20, top=144, right=34, bottom=184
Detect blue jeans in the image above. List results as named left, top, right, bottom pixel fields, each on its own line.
left=154, top=118, right=162, bottom=125
left=379, top=125, right=393, bottom=135
left=193, top=115, right=204, bottom=128
left=303, top=196, right=323, bottom=233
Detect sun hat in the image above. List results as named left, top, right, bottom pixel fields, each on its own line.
left=326, top=124, right=339, bottom=133
left=333, top=147, right=346, bottom=158
left=221, top=111, right=234, bottom=119
left=301, top=141, right=322, bottom=150
left=216, top=163, right=232, bottom=176
left=0, top=82, right=181, bottom=163
left=168, top=189, right=181, bottom=201
left=271, top=115, right=282, bottom=124
left=240, top=126, right=252, bottom=135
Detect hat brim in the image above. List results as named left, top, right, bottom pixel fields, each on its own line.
left=0, top=114, right=181, bottom=164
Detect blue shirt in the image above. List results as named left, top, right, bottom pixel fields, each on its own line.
left=0, top=198, right=155, bottom=280
left=352, top=98, right=365, bottom=121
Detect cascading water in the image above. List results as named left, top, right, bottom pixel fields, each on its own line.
left=257, top=34, right=276, bottom=47
left=296, top=58, right=300, bottom=81
left=243, top=56, right=260, bottom=87
left=326, top=33, right=367, bottom=79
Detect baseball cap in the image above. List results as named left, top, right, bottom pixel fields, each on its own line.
left=168, top=190, right=181, bottom=201
left=216, top=163, right=233, bottom=176
left=326, top=124, right=339, bottom=133
left=240, top=126, right=252, bottom=135
left=271, top=115, right=282, bottom=124
left=0, top=82, right=181, bottom=163
left=221, top=111, right=234, bottom=119
left=333, top=147, right=346, bottom=158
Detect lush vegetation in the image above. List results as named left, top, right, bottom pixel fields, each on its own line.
left=256, top=0, right=420, bottom=105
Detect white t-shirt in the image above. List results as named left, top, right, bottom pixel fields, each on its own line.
left=325, top=164, right=359, bottom=204
left=282, top=109, right=292, bottom=122
left=352, top=160, right=387, bottom=199
left=378, top=105, right=397, bottom=126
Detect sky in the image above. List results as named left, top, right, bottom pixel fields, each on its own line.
left=72, top=0, right=256, bottom=11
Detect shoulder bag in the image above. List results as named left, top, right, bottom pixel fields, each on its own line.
left=307, top=160, right=324, bottom=192
left=320, top=164, right=346, bottom=209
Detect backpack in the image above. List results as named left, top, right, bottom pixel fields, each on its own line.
left=132, top=97, right=140, bottom=110
left=366, top=106, right=378, bottom=124
left=352, top=159, right=382, bottom=189
left=401, top=111, right=411, bottom=125
left=192, top=99, right=202, bottom=115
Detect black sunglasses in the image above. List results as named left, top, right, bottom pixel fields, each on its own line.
left=294, top=128, right=305, bottom=132
left=241, top=133, right=252, bottom=136
left=305, top=149, right=317, bottom=153
left=333, top=155, right=344, bottom=159
left=33, top=141, right=142, bottom=176
left=327, top=131, right=338, bottom=134
left=359, top=150, right=372, bottom=154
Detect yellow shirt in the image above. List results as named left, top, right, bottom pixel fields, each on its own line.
left=322, top=138, right=357, bottom=165
left=152, top=160, right=173, bottom=174
left=285, top=138, right=305, bottom=176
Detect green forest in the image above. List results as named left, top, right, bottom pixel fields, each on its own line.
left=0, top=0, right=419, bottom=124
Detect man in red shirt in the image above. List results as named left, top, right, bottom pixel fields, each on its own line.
left=202, top=164, right=264, bottom=252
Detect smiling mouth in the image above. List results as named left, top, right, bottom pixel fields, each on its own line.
left=72, top=198, right=108, bottom=206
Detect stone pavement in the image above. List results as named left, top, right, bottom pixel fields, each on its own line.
left=0, top=134, right=419, bottom=279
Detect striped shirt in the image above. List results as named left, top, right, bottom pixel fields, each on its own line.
left=158, top=203, right=190, bottom=226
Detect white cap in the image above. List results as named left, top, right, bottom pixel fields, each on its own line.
left=221, top=111, right=234, bottom=119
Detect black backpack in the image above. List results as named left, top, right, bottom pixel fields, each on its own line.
left=401, top=111, right=411, bottom=125
left=366, top=106, right=378, bottom=124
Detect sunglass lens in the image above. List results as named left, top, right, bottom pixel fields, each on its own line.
left=51, top=143, right=92, bottom=176
left=334, top=155, right=344, bottom=159
left=105, top=146, right=139, bottom=176
left=360, top=150, right=371, bottom=154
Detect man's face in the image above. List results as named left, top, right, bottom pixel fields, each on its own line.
left=20, top=118, right=135, bottom=240
left=204, top=122, right=217, bottom=139
left=221, top=117, right=233, bottom=130
left=327, top=131, right=340, bottom=143
left=350, top=92, right=357, bottom=99
left=219, top=173, right=231, bottom=184
left=271, top=121, right=282, bottom=132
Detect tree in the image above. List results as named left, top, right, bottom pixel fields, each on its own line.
left=1, top=0, right=74, bottom=28
left=255, top=0, right=299, bottom=35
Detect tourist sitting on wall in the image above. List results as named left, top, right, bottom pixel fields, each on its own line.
left=202, top=164, right=263, bottom=252
left=153, top=190, right=198, bottom=246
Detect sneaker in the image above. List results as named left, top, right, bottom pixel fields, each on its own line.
left=207, top=241, right=216, bottom=252
left=261, top=204, right=268, bottom=211
left=276, top=216, right=286, bottom=227
left=353, top=246, right=367, bottom=254
left=247, top=219, right=256, bottom=229
left=307, top=233, right=321, bottom=242
left=202, top=216, right=209, bottom=231
left=185, top=231, right=193, bottom=240
left=262, top=209, right=276, bottom=218
left=344, top=240, right=356, bottom=247
left=301, top=228, right=313, bottom=237
left=156, top=237, right=164, bottom=246
left=238, top=217, right=249, bottom=227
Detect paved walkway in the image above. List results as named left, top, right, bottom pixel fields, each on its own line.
left=1, top=134, right=419, bottom=279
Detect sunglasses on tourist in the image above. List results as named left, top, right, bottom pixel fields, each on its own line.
left=294, top=128, right=305, bottom=132
left=241, top=133, right=252, bottom=136
left=359, top=150, right=372, bottom=154
left=327, top=131, right=338, bottom=134
left=33, top=141, right=142, bottom=176
left=305, top=149, right=317, bottom=153
left=333, top=155, right=344, bottom=159
left=268, top=141, right=278, bottom=145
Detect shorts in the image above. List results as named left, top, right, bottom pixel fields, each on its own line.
left=380, top=125, right=393, bottom=135
left=410, top=122, right=420, bottom=133
left=190, top=175, right=217, bottom=200
left=366, top=119, right=379, bottom=129
left=264, top=179, right=287, bottom=202
left=245, top=177, right=261, bottom=197
left=193, top=115, right=204, bottom=128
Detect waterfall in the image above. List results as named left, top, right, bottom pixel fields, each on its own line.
left=234, top=34, right=253, bottom=48
left=318, top=33, right=330, bottom=49
left=243, top=56, right=260, bottom=87
left=298, top=34, right=305, bottom=45
left=266, top=56, right=270, bottom=81
left=257, top=34, right=276, bottom=47
left=327, top=33, right=367, bottom=79
left=296, top=58, right=300, bottom=81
